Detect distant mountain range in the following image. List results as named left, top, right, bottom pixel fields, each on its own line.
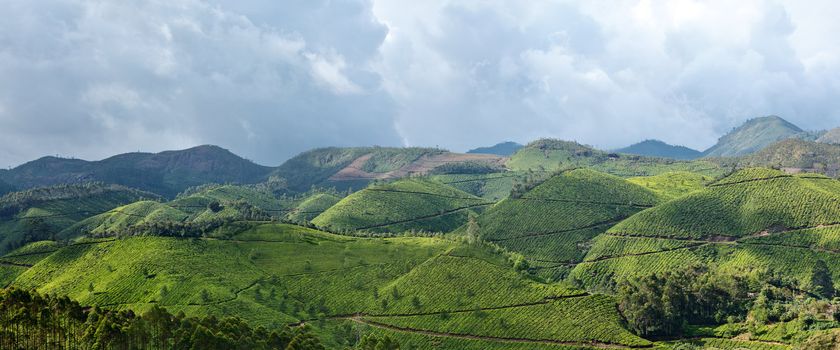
left=467, top=141, right=524, bottom=156
left=0, top=145, right=272, bottom=198
left=615, top=140, right=702, bottom=160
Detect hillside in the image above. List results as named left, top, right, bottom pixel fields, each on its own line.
left=702, top=116, right=809, bottom=157
left=507, top=139, right=724, bottom=177
left=0, top=145, right=273, bottom=198
left=627, top=171, right=712, bottom=201
left=312, top=179, right=491, bottom=234
left=286, top=192, right=343, bottom=223
left=570, top=168, right=840, bottom=290
left=736, top=138, right=840, bottom=176
left=467, top=141, right=524, bottom=156
left=616, top=140, right=702, bottom=160
left=0, top=178, right=13, bottom=196
left=0, top=183, right=157, bottom=252
left=465, top=169, right=661, bottom=279
left=817, top=127, right=840, bottom=144
left=0, top=223, right=649, bottom=349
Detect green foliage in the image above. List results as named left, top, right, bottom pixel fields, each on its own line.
left=287, top=192, right=342, bottom=223
left=627, top=171, right=711, bottom=201
left=428, top=161, right=505, bottom=175
left=313, top=179, right=489, bottom=234
left=0, top=288, right=325, bottom=349
left=430, top=172, right=521, bottom=201
left=704, top=115, right=807, bottom=158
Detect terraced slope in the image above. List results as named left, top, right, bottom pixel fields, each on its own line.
left=286, top=192, right=342, bottom=222
left=312, top=179, right=491, bottom=234
left=467, top=169, right=660, bottom=278
left=570, top=168, right=840, bottom=289
left=63, top=184, right=298, bottom=237
left=627, top=171, right=711, bottom=201
left=0, top=223, right=648, bottom=349
left=507, top=139, right=724, bottom=177
left=0, top=183, right=157, bottom=252
left=430, top=172, right=522, bottom=201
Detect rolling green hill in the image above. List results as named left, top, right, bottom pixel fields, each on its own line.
left=430, top=172, right=522, bottom=201
left=507, top=139, right=724, bottom=177
left=616, top=140, right=702, bottom=160
left=312, top=179, right=490, bottom=234
left=627, top=171, right=712, bottom=201
left=0, top=183, right=157, bottom=253
left=0, top=145, right=273, bottom=198
left=702, top=116, right=814, bottom=157
left=570, top=168, right=840, bottom=291
left=0, top=223, right=650, bottom=349
left=286, top=192, right=343, bottom=223
left=464, top=169, right=661, bottom=279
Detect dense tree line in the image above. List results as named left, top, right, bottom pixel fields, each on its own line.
left=617, top=264, right=838, bottom=338
left=0, top=288, right=325, bottom=350
left=0, top=183, right=155, bottom=218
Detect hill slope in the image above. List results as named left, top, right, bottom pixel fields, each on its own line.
left=0, top=183, right=158, bottom=252
left=616, top=140, right=701, bottom=160
left=0, top=145, right=273, bottom=198
left=702, top=116, right=806, bottom=157
left=312, top=179, right=491, bottom=234
left=507, top=139, right=723, bottom=177
left=467, top=169, right=661, bottom=279
left=817, top=127, right=840, bottom=144
left=570, top=168, right=840, bottom=289
left=466, top=141, right=524, bottom=156
left=736, top=138, right=840, bottom=176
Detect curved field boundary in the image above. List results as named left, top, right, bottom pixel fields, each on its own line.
left=363, top=188, right=490, bottom=201
left=348, top=317, right=646, bottom=349
left=0, top=260, right=33, bottom=268
left=516, top=197, right=655, bottom=208
left=361, top=294, right=589, bottom=318
left=487, top=219, right=624, bottom=242
left=352, top=203, right=492, bottom=230
left=440, top=174, right=520, bottom=184
left=707, top=174, right=833, bottom=187
left=580, top=243, right=709, bottom=263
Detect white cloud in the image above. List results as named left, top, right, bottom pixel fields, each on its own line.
left=1, top=0, right=840, bottom=167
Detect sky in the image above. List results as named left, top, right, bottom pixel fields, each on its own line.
left=1, top=0, right=840, bottom=167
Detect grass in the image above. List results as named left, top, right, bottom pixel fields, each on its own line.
left=312, top=179, right=490, bottom=234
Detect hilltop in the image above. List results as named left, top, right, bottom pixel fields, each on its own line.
left=702, top=116, right=815, bottom=157
left=467, top=141, right=524, bottom=156
left=616, top=140, right=702, bottom=160
left=0, top=145, right=273, bottom=198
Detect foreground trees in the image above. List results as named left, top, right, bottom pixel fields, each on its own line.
left=0, top=288, right=325, bottom=350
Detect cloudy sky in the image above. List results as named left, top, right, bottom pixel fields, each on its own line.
left=1, top=0, right=839, bottom=167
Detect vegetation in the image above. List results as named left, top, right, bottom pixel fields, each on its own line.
left=735, top=138, right=840, bottom=177
left=626, top=171, right=711, bottom=201
left=702, top=115, right=815, bottom=158
left=312, top=179, right=490, bottom=233
left=466, top=141, right=524, bottom=156
left=0, top=288, right=326, bottom=349
left=431, top=172, right=522, bottom=200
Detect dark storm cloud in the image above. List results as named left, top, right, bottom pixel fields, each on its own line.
left=1, top=0, right=840, bottom=167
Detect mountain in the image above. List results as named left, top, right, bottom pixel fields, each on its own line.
left=0, top=145, right=273, bottom=198
left=702, top=115, right=808, bottom=157
left=736, top=138, right=840, bottom=176
left=466, top=141, right=524, bottom=156
left=615, top=140, right=702, bottom=160
left=0, top=178, right=13, bottom=196
left=817, top=127, right=840, bottom=144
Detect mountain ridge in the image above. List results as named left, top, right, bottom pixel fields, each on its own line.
left=615, top=139, right=702, bottom=160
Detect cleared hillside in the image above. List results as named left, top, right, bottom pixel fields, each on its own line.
left=312, top=179, right=490, bottom=234
left=0, top=223, right=649, bottom=348
left=570, top=168, right=840, bottom=289
left=465, top=169, right=660, bottom=279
